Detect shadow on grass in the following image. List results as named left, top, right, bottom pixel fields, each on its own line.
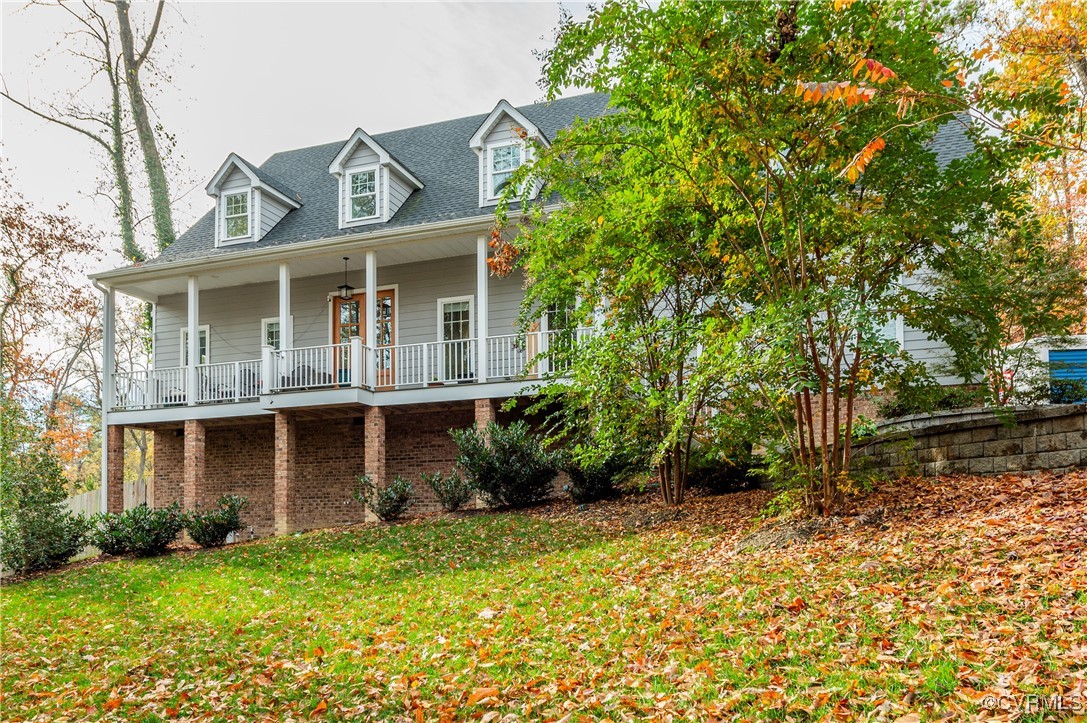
left=1, top=512, right=620, bottom=623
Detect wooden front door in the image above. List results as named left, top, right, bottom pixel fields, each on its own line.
left=333, top=289, right=395, bottom=386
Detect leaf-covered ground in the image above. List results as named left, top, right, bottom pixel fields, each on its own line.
left=2, top=471, right=1085, bottom=721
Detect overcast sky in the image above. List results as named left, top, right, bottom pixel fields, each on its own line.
left=1, top=1, right=583, bottom=270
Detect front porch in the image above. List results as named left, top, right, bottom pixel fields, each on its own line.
left=109, top=327, right=585, bottom=414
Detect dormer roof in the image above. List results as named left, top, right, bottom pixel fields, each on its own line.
left=205, top=153, right=302, bottom=208
left=469, top=99, right=550, bottom=150
left=327, top=128, right=424, bottom=189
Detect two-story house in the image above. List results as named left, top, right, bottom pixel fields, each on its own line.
left=90, top=93, right=609, bottom=536
left=90, top=93, right=975, bottom=537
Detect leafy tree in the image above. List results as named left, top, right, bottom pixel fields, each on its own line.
left=495, top=0, right=1032, bottom=513
left=917, top=224, right=1086, bottom=405
left=0, top=398, right=90, bottom=573
left=980, top=0, right=1087, bottom=332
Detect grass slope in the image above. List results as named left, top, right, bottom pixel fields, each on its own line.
left=2, top=471, right=1085, bottom=721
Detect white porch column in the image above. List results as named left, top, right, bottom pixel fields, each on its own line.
left=186, top=275, right=199, bottom=406
left=365, top=250, right=377, bottom=388
left=99, top=285, right=116, bottom=514
left=278, top=262, right=292, bottom=351
left=476, top=234, right=489, bottom=383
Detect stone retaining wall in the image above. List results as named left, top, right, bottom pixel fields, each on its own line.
left=855, top=404, right=1087, bottom=478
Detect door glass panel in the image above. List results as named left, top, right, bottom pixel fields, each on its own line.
left=441, top=300, right=471, bottom=380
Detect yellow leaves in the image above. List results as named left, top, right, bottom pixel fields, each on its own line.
left=794, top=80, right=876, bottom=107
left=852, top=57, right=897, bottom=83
left=833, top=0, right=856, bottom=10
left=310, top=699, right=328, bottom=717
left=841, top=137, right=886, bottom=182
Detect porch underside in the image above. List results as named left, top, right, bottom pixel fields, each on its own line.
left=106, top=398, right=532, bottom=537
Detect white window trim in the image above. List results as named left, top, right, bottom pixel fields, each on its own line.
left=220, top=190, right=253, bottom=244
left=261, top=316, right=292, bottom=350
left=341, top=164, right=382, bottom=227
left=436, top=295, right=475, bottom=342
left=485, top=141, right=525, bottom=202
left=180, top=325, right=210, bottom=366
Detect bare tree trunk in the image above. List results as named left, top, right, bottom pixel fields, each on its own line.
left=115, top=0, right=174, bottom=251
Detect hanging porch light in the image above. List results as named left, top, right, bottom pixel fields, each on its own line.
left=337, top=257, right=354, bottom=300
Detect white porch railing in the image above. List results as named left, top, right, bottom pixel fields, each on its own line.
left=196, top=360, right=263, bottom=403
left=110, top=328, right=597, bottom=410
left=381, top=339, right=477, bottom=387
left=272, top=342, right=352, bottom=391
left=113, top=367, right=188, bottom=410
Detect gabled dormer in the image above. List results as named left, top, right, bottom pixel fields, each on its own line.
left=470, top=99, right=549, bottom=207
left=328, top=129, right=424, bottom=229
left=206, top=154, right=302, bottom=247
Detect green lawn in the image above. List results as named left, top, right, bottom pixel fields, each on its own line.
left=2, top=472, right=1085, bottom=721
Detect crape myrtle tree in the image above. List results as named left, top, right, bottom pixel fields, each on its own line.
left=493, top=0, right=1031, bottom=514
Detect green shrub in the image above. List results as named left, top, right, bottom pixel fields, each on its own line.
left=354, top=475, right=413, bottom=521
left=686, top=454, right=761, bottom=495
left=184, top=495, right=248, bottom=548
left=563, top=452, right=632, bottom=504
left=877, top=362, right=986, bottom=418
left=451, top=421, right=559, bottom=508
left=0, top=442, right=90, bottom=573
left=91, top=504, right=184, bottom=557
left=1050, top=378, right=1087, bottom=404
left=420, top=471, right=473, bottom=512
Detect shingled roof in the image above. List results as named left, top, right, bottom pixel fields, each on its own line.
left=150, top=93, right=972, bottom=268
left=151, top=93, right=613, bottom=266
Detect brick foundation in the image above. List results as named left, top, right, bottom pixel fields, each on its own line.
left=274, top=412, right=296, bottom=535
left=183, top=419, right=206, bottom=511
left=145, top=399, right=537, bottom=536
left=153, top=429, right=184, bottom=507
left=386, top=406, right=476, bottom=514
left=293, top=418, right=367, bottom=530
left=106, top=425, right=125, bottom=513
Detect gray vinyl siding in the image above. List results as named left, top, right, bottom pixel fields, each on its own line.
left=220, top=168, right=250, bottom=192
left=258, top=191, right=291, bottom=240
left=153, top=255, right=527, bottom=367
left=488, top=270, right=526, bottom=336
left=387, top=169, right=414, bottom=220
left=899, top=271, right=961, bottom=385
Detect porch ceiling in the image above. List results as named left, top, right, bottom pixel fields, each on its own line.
left=102, top=231, right=480, bottom=302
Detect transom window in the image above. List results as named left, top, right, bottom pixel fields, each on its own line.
left=223, top=192, right=249, bottom=239
left=349, top=169, right=378, bottom=220
left=489, top=144, right=522, bottom=198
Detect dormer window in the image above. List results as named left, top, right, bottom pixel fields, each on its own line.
left=488, top=143, right=522, bottom=199
left=223, top=191, right=250, bottom=239
left=328, top=128, right=424, bottom=230
left=470, top=99, right=549, bottom=207
left=349, top=169, right=379, bottom=220
left=206, top=154, right=300, bottom=247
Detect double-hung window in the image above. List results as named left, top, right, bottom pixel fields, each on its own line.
left=223, top=192, right=250, bottom=239
left=181, top=326, right=209, bottom=366
left=489, top=143, right=522, bottom=198
left=349, top=169, right=378, bottom=221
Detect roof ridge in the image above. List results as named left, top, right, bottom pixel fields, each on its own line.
left=260, top=92, right=608, bottom=168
